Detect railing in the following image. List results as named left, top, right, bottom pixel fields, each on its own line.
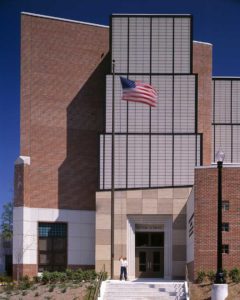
left=88, top=265, right=106, bottom=300
left=185, top=265, right=191, bottom=300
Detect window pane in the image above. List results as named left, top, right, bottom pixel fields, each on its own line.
left=139, top=252, right=146, bottom=272
left=54, top=253, right=66, bottom=265
left=136, top=233, right=149, bottom=247
left=53, top=238, right=66, bottom=251
left=39, top=253, right=52, bottom=265
left=151, top=233, right=164, bottom=247
left=39, top=223, right=67, bottom=237
left=39, top=238, right=52, bottom=251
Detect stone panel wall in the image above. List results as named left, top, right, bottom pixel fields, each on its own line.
left=95, top=187, right=191, bottom=279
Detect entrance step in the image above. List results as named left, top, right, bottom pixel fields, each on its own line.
left=102, top=280, right=186, bottom=300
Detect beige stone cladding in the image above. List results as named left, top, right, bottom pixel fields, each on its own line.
left=95, top=187, right=191, bottom=279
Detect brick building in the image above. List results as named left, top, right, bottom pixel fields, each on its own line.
left=13, top=12, right=240, bottom=280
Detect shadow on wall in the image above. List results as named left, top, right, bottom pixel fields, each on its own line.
left=58, top=53, right=110, bottom=211
left=172, top=205, right=187, bottom=280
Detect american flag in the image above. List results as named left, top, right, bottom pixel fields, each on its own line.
left=120, top=77, right=157, bottom=107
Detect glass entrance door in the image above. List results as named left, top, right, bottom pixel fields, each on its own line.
left=135, top=232, right=164, bottom=278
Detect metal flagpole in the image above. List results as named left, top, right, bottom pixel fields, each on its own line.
left=111, top=59, right=115, bottom=279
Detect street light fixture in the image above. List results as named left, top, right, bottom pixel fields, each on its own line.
left=215, top=149, right=225, bottom=284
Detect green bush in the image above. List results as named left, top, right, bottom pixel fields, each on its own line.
left=82, top=269, right=97, bottom=281
left=41, top=271, right=51, bottom=284
left=66, top=268, right=74, bottom=280
left=33, top=275, right=41, bottom=283
left=0, top=275, right=12, bottom=283
left=229, top=268, right=240, bottom=283
left=18, top=275, right=32, bottom=290
left=40, top=268, right=106, bottom=285
left=223, top=269, right=228, bottom=280
left=196, top=271, right=206, bottom=283
left=208, top=270, right=216, bottom=283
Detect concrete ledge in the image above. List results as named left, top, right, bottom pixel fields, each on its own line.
left=15, top=156, right=30, bottom=165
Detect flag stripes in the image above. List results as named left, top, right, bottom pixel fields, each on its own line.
left=120, top=77, right=157, bottom=107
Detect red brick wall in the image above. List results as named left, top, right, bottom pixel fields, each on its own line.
left=193, top=42, right=212, bottom=166
left=20, top=14, right=109, bottom=210
left=13, top=264, right=38, bottom=280
left=194, top=167, right=240, bottom=279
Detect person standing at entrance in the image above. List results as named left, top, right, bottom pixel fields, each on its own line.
left=119, top=256, right=128, bottom=280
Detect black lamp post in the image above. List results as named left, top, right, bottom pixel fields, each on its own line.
left=215, top=150, right=225, bottom=284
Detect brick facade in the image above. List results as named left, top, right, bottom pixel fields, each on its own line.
left=194, top=166, right=240, bottom=279
left=193, top=42, right=212, bottom=165
left=19, top=14, right=109, bottom=210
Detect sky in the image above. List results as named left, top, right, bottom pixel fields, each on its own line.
left=0, top=0, right=240, bottom=214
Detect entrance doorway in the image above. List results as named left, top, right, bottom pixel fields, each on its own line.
left=135, top=232, right=164, bottom=278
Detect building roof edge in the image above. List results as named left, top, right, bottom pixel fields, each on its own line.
left=21, top=12, right=109, bottom=28
left=196, top=164, right=240, bottom=169
left=193, top=40, right=212, bottom=46
left=213, top=76, right=240, bottom=79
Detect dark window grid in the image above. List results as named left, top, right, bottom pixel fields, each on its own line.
left=39, top=223, right=67, bottom=237
left=222, top=244, right=229, bottom=254
left=222, top=201, right=230, bottom=211
left=222, top=223, right=229, bottom=232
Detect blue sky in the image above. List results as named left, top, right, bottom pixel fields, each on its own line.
left=0, top=0, right=240, bottom=213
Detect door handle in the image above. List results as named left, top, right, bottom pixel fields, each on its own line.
left=149, top=261, right=151, bottom=269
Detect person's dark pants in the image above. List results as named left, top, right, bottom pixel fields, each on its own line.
left=120, top=266, right=127, bottom=280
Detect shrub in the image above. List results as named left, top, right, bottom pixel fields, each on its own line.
left=223, top=269, right=228, bottom=280
left=0, top=275, right=12, bottom=283
left=229, top=268, right=240, bottom=283
left=41, top=271, right=51, bottom=284
left=196, top=271, right=206, bottom=283
left=18, top=275, right=32, bottom=290
left=208, top=270, right=216, bottom=283
left=82, top=269, right=97, bottom=281
left=33, top=275, right=41, bottom=283
left=66, top=268, right=74, bottom=280
left=3, top=282, right=15, bottom=292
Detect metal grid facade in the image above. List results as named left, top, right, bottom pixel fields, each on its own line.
left=99, top=15, right=201, bottom=190
left=213, top=79, right=240, bottom=163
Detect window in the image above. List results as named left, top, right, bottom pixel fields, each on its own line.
left=222, top=201, right=229, bottom=211
left=222, top=244, right=229, bottom=254
left=38, top=223, right=67, bottom=272
left=222, top=223, right=229, bottom=232
left=135, top=232, right=164, bottom=247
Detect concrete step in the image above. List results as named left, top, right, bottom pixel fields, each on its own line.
left=102, top=280, right=186, bottom=300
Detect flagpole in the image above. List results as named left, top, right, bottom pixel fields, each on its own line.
left=111, top=59, right=115, bottom=279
